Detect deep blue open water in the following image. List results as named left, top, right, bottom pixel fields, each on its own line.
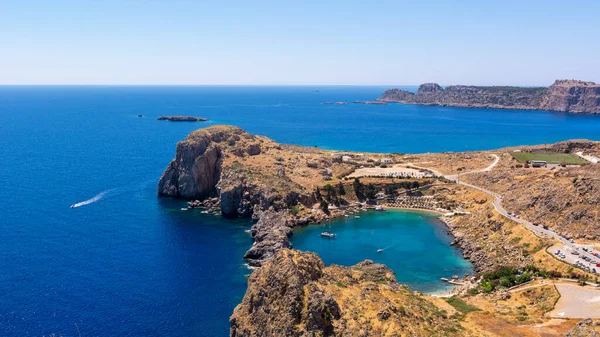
left=1, top=86, right=599, bottom=336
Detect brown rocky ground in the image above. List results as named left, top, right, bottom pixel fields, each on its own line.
left=461, top=141, right=600, bottom=239
left=230, top=249, right=586, bottom=337
left=230, top=249, right=467, bottom=337
left=158, top=126, right=600, bottom=336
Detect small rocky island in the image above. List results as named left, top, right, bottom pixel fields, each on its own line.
left=378, top=79, right=600, bottom=114
left=157, top=116, right=208, bottom=122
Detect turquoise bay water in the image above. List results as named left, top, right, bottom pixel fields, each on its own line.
left=292, top=210, right=473, bottom=294
left=0, top=86, right=599, bottom=336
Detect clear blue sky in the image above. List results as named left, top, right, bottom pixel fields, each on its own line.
left=1, top=0, right=599, bottom=85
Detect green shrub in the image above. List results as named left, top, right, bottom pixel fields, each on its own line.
left=445, top=296, right=481, bottom=314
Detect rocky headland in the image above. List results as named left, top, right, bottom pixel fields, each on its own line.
left=157, top=115, right=208, bottom=121
left=378, top=80, right=600, bottom=114
left=158, top=125, right=349, bottom=265
left=230, top=249, right=465, bottom=337
left=158, top=125, right=599, bottom=336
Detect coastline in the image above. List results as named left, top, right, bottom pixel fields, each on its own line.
left=382, top=206, right=446, bottom=216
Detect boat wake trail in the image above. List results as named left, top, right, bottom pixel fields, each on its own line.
left=70, top=189, right=114, bottom=208
left=380, top=243, right=396, bottom=251
left=70, top=180, right=156, bottom=209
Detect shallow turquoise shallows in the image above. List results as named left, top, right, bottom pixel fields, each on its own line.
left=292, top=210, right=473, bottom=294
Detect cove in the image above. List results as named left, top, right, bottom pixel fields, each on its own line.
left=291, top=210, right=473, bottom=294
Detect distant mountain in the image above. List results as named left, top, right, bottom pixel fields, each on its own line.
left=378, top=80, right=600, bottom=114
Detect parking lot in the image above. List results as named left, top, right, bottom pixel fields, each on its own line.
left=548, top=243, right=600, bottom=274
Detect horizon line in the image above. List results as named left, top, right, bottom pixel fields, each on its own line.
left=0, top=82, right=555, bottom=87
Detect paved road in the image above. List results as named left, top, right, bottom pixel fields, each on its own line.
left=440, top=154, right=600, bottom=271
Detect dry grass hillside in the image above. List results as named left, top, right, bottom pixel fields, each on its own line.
left=462, top=141, right=600, bottom=239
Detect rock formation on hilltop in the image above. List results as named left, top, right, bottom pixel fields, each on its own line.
left=378, top=80, right=600, bottom=114
left=230, top=249, right=465, bottom=337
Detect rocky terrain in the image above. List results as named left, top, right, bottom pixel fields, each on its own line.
left=158, top=125, right=356, bottom=265
left=230, top=249, right=466, bottom=337
left=378, top=80, right=600, bottom=114
left=462, top=140, right=600, bottom=239
left=158, top=127, right=600, bottom=336
left=157, top=115, right=208, bottom=121
left=566, top=319, right=600, bottom=337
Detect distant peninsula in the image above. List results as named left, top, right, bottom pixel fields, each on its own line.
left=378, top=80, right=600, bottom=114
left=157, top=116, right=208, bottom=122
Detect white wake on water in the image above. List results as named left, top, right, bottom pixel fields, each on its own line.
left=70, top=190, right=112, bottom=208
left=69, top=180, right=157, bottom=209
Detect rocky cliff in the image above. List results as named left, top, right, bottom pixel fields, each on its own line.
left=158, top=125, right=351, bottom=265
left=158, top=125, right=314, bottom=217
left=378, top=80, right=600, bottom=114
left=230, top=249, right=465, bottom=337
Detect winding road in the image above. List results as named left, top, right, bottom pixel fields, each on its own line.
left=440, top=154, right=600, bottom=267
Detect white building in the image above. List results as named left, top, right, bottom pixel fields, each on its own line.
left=381, top=158, right=393, bottom=164
left=342, top=155, right=353, bottom=162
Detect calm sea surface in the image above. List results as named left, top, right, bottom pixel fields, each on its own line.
left=1, top=86, right=599, bottom=336
left=292, top=210, right=473, bottom=294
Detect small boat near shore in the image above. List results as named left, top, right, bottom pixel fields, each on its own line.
left=375, top=205, right=385, bottom=211
left=320, top=232, right=336, bottom=238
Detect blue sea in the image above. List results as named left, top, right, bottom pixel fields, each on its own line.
left=1, top=86, right=599, bottom=337
left=292, top=210, right=473, bottom=294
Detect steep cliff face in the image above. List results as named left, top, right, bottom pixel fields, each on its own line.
left=378, top=79, right=600, bottom=114
left=230, top=249, right=465, bottom=337
left=157, top=136, right=222, bottom=200
left=542, top=80, right=600, bottom=113
left=158, top=125, right=314, bottom=218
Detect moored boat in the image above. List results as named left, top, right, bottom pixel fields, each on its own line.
left=320, top=231, right=336, bottom=238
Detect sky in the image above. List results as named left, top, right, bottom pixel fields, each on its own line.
left=1, top=0, right=599, bottom=86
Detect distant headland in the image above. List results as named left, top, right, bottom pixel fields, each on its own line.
left=157, top=116, right=208, bottom=122
left=378, top=79, right=600, bottom=114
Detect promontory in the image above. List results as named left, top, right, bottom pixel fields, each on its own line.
left=158, top=125, right=600, bottom=336
left=378, top=79, right=600, bottom=114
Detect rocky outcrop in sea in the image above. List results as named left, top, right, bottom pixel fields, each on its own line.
left=157, top=116, right=208, bottom=121
left=378, top=79, right=600, bottom=114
